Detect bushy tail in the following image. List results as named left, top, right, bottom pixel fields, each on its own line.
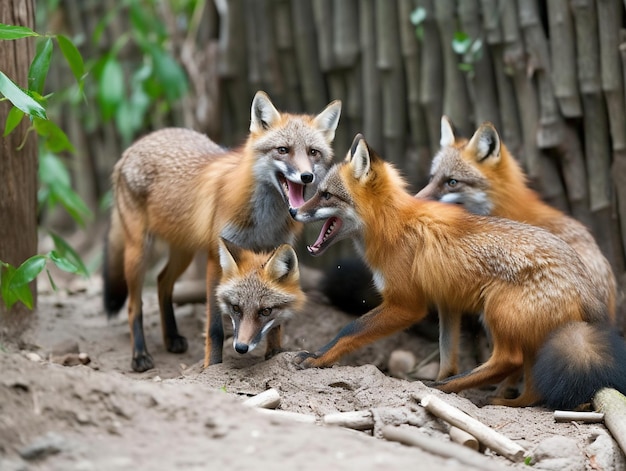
left=533, top=322, right=626, bottom=409
left=102, top=206, right=128, bottom=316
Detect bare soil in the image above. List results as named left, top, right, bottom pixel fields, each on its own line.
left=1, top=261, right=624, bottom=471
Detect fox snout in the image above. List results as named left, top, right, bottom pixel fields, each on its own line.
left=234, top=341, right=249, bottom=354
left=301, top=172, right=314, bottom=184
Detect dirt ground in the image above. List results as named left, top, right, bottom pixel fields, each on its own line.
left=1, top=259, right=625, bottom=471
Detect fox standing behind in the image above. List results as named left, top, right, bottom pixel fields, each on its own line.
left=290, top=134, right=626, bottom=409
left=416, top=117, right=617, bottom=380
left=103, top=91, right=341, bottom=372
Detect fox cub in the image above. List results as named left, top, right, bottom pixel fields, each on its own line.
left=290, top=134, right=625, bottom=409
left=216, top=239, right=305, bottom=359
left=416, top=117, right=618, bottom=380
left=103, top=91, right=341, bottom=371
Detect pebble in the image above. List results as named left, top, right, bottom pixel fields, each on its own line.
left=387, top=350, right=416, bottom=378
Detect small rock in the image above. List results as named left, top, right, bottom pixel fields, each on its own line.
left=18, top=432, right=66, bottom=461
left=530, top=435, right=585, bottom=471
left=388, top=350, right=416, bottom=378
left=23, top=352, right=42, bottom=363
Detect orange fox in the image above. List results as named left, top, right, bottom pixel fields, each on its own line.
left=416, top=117, right=617, bottom=379
left=216, top=238, right=305, bottom=359
left=289, top=134, right=625, bottom=409
left=103, top=91, right=341, bottom=372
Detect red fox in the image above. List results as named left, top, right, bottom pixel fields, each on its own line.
left=289, top=134, right=625, bottom=409
left=216, top=238, right=305, bottom=358
left=416, top=117, right=617, bottom=379
left=103, top=91, right=341, bottom=372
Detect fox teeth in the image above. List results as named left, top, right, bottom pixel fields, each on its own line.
left=323, top=221, right=335, bottom=240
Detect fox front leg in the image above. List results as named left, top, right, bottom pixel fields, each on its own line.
left=294, top=303, right=427, bottom=369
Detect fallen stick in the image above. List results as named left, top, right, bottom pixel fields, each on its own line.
left=449, top=426, right=480, bottom=451
left=254, top=408, right=316, bottom=424
left=593, top=388, right=626, bottom=456
left=382, top=426, right=504, bottom=471
left=553, top=410, right=604, bottom=423
left=322, top=410, right=373, bottom=430
left=416, top=394, right=527, bottom=462
left=242, top=388, right=281, bottom=409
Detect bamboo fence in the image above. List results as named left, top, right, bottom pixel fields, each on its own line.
left=49, top=0, right=626, bottom=326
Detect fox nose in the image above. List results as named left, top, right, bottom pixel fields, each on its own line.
left=234, top=342, right=249, bottom=354
left=301, top=172, right=314, bottom=184
left=289, top=207, right=298, bottom=218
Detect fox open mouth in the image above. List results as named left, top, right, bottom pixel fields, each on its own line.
left=307, top=217, right=342, bottom=256
left=277, top=173, right=306, bottom=208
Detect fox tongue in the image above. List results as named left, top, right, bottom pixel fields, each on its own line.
left=287, top=180, right=306, bottom=208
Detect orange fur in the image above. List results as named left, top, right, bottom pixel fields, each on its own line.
left=104, top=92, right=341, bottom=372
left=293, top=135, right=607, bottom=407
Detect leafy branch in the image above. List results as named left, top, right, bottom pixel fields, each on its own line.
left=0, top=22, right=90, bottom=309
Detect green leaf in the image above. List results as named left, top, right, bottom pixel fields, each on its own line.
left=49, top=250, right=80, bottom=274
left=0, top=23, right=40, bottom=40
left=97, top=56, right=125, bottom=121
left=34, top=118, right=75, bottom=153
left=10, top=255, right=47, bottom=288
left=1, top=264, right=17, bottom=308
left=410, top=7, right=427, bottom=26
left=3, top=106, right=25, bottom=136
left=49, top=231, right=89, bottom=277
left=12, top=283, right=34, bottom=309
left=452, top=31, right=472, bottom=54
left=56, top=34, right=85, bottom=83
left=147, top=46, right=188, bottom=101
left=49, top=183, right=92, bottom=227
left=0, top=71, right=47, bottom=119
left=29, top=37, right=53, bottom=94
left=39, top=151, right=71, bottom=187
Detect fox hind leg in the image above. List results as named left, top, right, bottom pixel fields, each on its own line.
left=157, top=247, right=194, bottom=354
left=204, top=260, right=224, bottom=367
left=122, top=219, right=153, bottom=372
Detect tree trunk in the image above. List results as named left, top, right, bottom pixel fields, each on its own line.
left=0, top=0, right=38, bottom=340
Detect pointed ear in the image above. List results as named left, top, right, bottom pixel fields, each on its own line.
left=350, top=137, right=371, bottom=180
left=467, top=122, right=501, bottom=164
left=218, top=238, right=242, bottom=277
left=313, top=100, right=342, bottom=142
left=440, top=115, right=456, bottom=147
left=264, top=244, right=299, bottom=283
left=250, top=91, right=281, bottom=133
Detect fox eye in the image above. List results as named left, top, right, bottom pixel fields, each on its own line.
left=320, top=191, right=331, bottom=200
left=232, top=304, right=242, bottom=314
left=447, top=178, right=458, bottom=187
left=277, top=146, right=289, bottom=155
left=309, top=148, right=320, bottom=158
left=259, top=307, right=272, bottom=317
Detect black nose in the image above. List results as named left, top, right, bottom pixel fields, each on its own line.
left=235, top=343, right=249, bottom=354
left=289, top=207, right=297, bottom=218
left=301, top=172, right=314, bottom=184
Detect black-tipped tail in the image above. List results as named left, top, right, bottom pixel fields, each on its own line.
left=102, top=208, right=128, bottom=317
left=533, top=322, right=626, bottom=410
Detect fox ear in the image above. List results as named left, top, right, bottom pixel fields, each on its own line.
left=313, top=100, right=342, bottom=143
left=265, top=245, right=299, bottom=283
left=440, top=116, right=456, bottom=147
left=350, top=137, right=371, bottom=180
left=250, top=91, right=281, bottom=133
left=218, top=238, right=242, bottom=277
left=467, top=122, right=501, bottom=164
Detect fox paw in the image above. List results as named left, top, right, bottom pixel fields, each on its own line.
left=132, top=352, right=154, bottom=372
left=166, top=335, right=188, bottom=354
left=293, top=351, right=319, bottom=369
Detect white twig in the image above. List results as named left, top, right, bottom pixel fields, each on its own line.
left=553, top=410, right=604, bottom=423
left=242, top=388, right=281, bottom=409
left=416, top=394, right=527, bottom=462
